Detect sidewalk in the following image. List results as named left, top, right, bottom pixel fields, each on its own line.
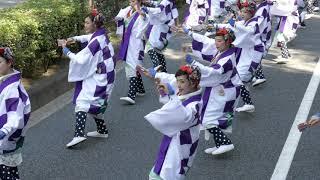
left=0, top=0, right=24, bottom=9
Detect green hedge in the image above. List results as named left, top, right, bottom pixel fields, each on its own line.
left=0, top=0, right=89, bottom=77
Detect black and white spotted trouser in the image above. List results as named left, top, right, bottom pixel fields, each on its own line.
left=0, top=164, right=19, bottom=180
left=307, top=0, right=316, bottom=13
left=279, top=41, right=291, bottom=59
left=74, top=111, right=108, bottom=137
left=240, top=85, right=253, bottom=105
left=208, top=127, right=232, bottom=148
left=148, top=49, right=167, bottom=72
left=136, top=73, right=145, bottom=94
left=255, top=64, right=265, bottom=79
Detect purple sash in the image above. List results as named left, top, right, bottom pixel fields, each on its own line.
left=117, top=12, right=140, bottom=61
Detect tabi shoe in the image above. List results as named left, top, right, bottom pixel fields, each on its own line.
left=305, top=14, right=314, bottom=19
left=252, top=78, right=267, bottom=87
left=252, top=77, right=257, bottom=83
left=236, top=104, right=255, bottom=112
left=87, top=131, right=109, bottom=138
left=212, top=144, right=234, bottom=155
left=66, top=137, right=87, bottom=148
left=120, top=97, right=135, bottom=104
left=136, top=92, right=146, bottom=97
left=204, top=147, right=218, bottom=154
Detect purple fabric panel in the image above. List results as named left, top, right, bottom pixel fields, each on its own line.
left=97, top=62, right=107, bottom=74
left=154, top=135, right=172, bottom=175
left=6, top=98, right=19, bottom=112
left=73, top=81, right=83, bottom=104
left=94, top=85, right=107, bottom=98
left=179, top=158, right=189, bottom=175
left=192, top=40, right=204, bottom=51
left=88, top=39, right=101, bottom=56
left=223, top=100, right=236, bottom=112
left=0, top=114, right=7, bottom=128
left=200, top=87, right=212, bottom=122
left=90, top=28, right=106, bottom=41
left=0, top=73, right=20, bottom=94
left=18, top=87, right=28, bottom=103
left=189, top=140, right=199, bottom=156
left=117, top=13, right=140, bottom=61
left=107, top=70, right=115, bottom=84
left=180, top=129, right=192, bottom=145
left=202, top=54, right=213, bottom=62
left=182, top=94, right=202, bottom=107
left=103, top=47, right=112, bottom=60
left=88, top=104, right=100, bottom=115
left=221, top=80, right=234, bottom=88
left=222, top=59, right=233, bottom=74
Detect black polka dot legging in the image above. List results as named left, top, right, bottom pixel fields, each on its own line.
left=240, top=85, right=253, bottom=105
left=128, top=77, right=138, bottom=100
left=0, top=164, right=19, bottom=180
left=279, top=41, right=291, bottom=59
left=74, top=111, right=108, bottom=137
left=254, top=64, right=265, bottom=79
left=148, top=49, right=167, bottom=72
left=94, top=118, right=108, bottom=134
left=136, top=73, right=145, bottom=94
left=207, top=127, right=232, bottom=148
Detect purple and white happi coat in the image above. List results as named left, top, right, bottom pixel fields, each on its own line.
left=255, top=1, right=272, bottom=51
left=185, top=0, right=209, bottom=30
left=145, top=0, right=179, bottom=51
left=271, top=0, right=300, bottom=43
left=190, top=31, right=218, bottom=62
left=218, top=18, right=265, bottom=82
left=0, top=70, right=31, bottom=154
left=116, top=6, right=149, bottom=77
left=145, top=72, right=201, bottom=180
left=67, top=28, right=115, bottom=115
left=192, top=48, right=242, bottom=129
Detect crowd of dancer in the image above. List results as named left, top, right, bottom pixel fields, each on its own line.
left=0, top=0, right=319, bottom=179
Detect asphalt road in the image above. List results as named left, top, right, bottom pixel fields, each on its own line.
left=17, top=15, right=320, bottom=180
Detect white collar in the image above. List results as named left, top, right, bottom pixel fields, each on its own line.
left=0, top=70, right=19, bottom=82
left=178, top=88, right=202, bottom=101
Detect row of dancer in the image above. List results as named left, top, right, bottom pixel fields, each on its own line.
left=0, top=0, right=310, bottom=179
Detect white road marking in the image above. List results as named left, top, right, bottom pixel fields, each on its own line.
left=271, top=57, right=320, bottom=180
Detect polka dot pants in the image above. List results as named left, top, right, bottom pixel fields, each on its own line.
left=0, top=165, right=19, bottom=180
left=279, top=41, right=291, bottom=59
left=136, top=73, right=145, bottom=94
left=128, top=77, right=138, bottom=100
left=255, top=64, right=265, bottom=79
left=208, top=127, right=232, bottom=148
left=240, top=85, right=253, bottom=105
left=148, top=49, right=167, bottom=72
left=307, top=0, right=316, bottom=13
left=94, top=118, right=108, bottom=134
left=74, top=111, right=87, bottom=137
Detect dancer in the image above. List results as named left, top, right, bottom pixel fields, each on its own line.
left=184, top=28, right=242, bottom=155
left=142, top=65, right=202, bottom=180
left=62, top=12, right=115, bottom=147
left=116, top=0, right=149, bottom=104
left=0, top=47, right=31, bottom=179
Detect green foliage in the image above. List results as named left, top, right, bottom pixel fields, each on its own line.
left=0, top=0, right=89, bottom=77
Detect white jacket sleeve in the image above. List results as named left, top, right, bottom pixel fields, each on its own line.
left=145, top=96, right=195, bottom=137
left=1, top=90, right=25, bottom=136
left=72, top=34, right=92, bottom=43
left=194, top=61, right=230, bottom=87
